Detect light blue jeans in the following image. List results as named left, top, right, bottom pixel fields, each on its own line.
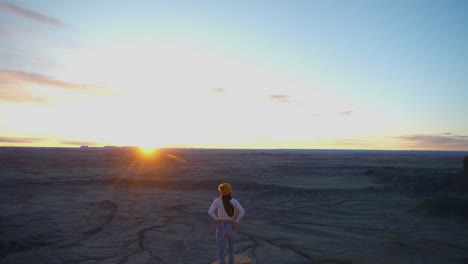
left=216, top=222, right=237, bottom=264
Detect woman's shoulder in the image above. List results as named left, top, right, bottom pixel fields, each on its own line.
left=230, top=198, right=241, bottom=204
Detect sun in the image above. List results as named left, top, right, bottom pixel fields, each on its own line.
left=140, top=145, right=153, bottom=150
left=139, top=144, right=159, bottom=151
left=137, top=142, right=165, bottom=154
left=136, top=147, right=160, bottom=159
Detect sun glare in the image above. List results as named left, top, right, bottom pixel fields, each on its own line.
left=138, top=146, right=158, bottom=155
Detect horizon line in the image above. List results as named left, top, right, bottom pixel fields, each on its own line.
left=1, top=146, right=468, bottom=152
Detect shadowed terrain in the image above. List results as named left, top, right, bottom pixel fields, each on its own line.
left=1, top=147, right=468, bottom=264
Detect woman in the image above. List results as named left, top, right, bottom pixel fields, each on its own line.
left=208, top=183, right=245, bottom=264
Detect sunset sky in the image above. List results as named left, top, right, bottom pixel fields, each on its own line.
left=1, top=0, right=467, bottom=150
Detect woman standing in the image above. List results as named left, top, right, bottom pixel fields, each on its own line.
left=208, top=183, right=245, bottom=264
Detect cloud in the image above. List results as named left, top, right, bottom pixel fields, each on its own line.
left=0, top=136, right=43, bottom=143
left=60, top=140, right=101, bottom=146
left=1, top=51, right=56, bottom=68
left=0, top=70, right=114, bottom=101
left=337, top=110, right=360, bottom=120
left=0, top=3, right=67, bottom=27
left=338, top=110, right=353, bottom=116
left=394, top=134, right=468, bottom=150
left=437, top=132, right=454, bottom=136
left=208, top=88, right=225, bottom=93
left=268, top=95, right=290, bottom=103
left=0, top=29, right=14, bottom=38
left=0, top=90, right=47, bottom=103
left=1, top=70, right=99, bottom=91
left=0, top=137, right=102, bottom=146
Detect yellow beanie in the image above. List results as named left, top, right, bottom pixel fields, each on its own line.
left=218, top=183, right=232, bottom=195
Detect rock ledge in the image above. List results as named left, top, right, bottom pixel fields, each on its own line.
left=211, top=254, right=252, bottom=264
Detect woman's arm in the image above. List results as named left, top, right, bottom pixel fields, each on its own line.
left=234, top=200, right=245, bottom=223
left=208, top=199, right=218, bottom=221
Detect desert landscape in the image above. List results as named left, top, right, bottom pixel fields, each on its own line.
left=2, top=1, right=467, bottom=263
left=1, top=147, right=467, bottom=264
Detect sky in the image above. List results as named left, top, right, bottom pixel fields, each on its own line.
left=0, top=0, right=467, bottom=150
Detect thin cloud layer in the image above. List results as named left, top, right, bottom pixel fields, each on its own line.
left=0, top=90, right=47, bottom=103
left=394, top=134, right=468, bottom=150
left=338, top=110, right=353, bottom=116
left=2, top=51, right=56, bottom=68
left=0, top=70, right=113, bottom=99
left=0, top=137, right=102, bottom=146
left=0, top=136, right=43, bottom=143
left=0, top=3, right=67, bottom=27
left=0, top=29, right=14, bottom=37
left=268, top=95, right=290, bottom=103
left=60, top=140, right=101, bottom=146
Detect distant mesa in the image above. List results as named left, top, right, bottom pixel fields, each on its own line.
left=80, top=145, right=90, bottom=149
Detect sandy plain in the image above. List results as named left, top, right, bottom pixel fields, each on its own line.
left=1, top=147, right=467, bottom=264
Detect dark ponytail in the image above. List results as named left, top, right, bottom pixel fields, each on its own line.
left=221, top=193, right=234, bottom=217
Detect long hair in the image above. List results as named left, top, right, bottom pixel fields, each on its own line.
left=221, top=193, right=235, bottom=217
